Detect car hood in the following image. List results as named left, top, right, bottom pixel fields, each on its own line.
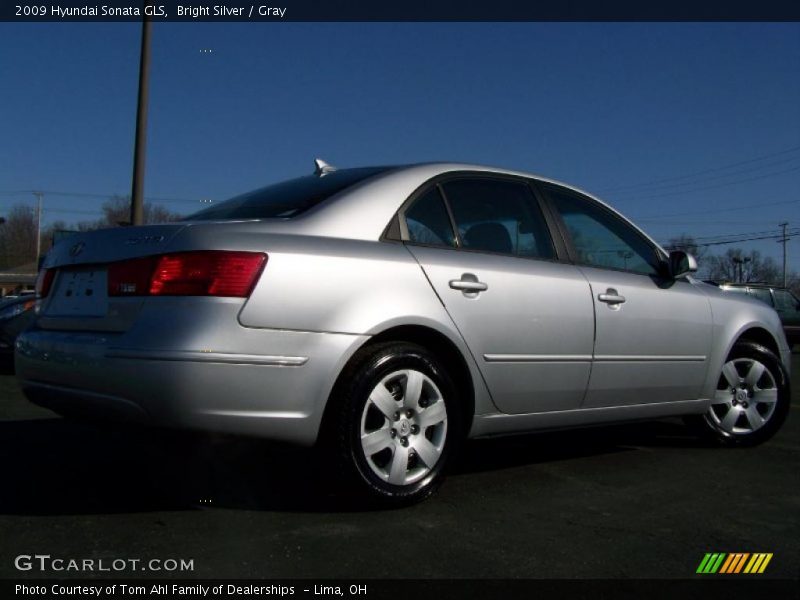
left=695, top=280, right=786, bottom=343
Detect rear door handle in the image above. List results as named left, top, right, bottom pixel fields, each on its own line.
left=598, top=289, right=626, bottom=304
left=449, top=274, right=488, bottom=293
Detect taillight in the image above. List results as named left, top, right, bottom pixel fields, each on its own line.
left=108, top=256, right=158, bottom=296
left=35, top=269, right=55, bottom=298
left=108, top=251, right=266, bottom=298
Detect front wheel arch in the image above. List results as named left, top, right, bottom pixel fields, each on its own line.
left=687, top=340, right=790, bottom=447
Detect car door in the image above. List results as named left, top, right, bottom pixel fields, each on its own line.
left=398, top=175, right=595, bottom=415
left=541, top=182, right=713, bottom=409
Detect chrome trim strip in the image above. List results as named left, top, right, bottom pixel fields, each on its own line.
left=106, top=348, right=308, bottom=366
left=484, top=354, right=593, bottom=363
left=197, top=409, right=307, bottom=419
left=483, top=354, right=706, bottom=363
left=594, top=355, right=706, bottom=362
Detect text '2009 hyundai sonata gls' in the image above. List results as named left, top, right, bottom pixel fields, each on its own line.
left=17, top=161, right=791, bottom=504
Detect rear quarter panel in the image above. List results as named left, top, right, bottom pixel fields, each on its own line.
left=168, top=225, right=498, bottom=417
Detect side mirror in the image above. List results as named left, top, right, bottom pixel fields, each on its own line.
left=668, top=250, right=697, bottom=279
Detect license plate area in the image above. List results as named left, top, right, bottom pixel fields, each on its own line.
left=47, top=268, right=109, bottom=317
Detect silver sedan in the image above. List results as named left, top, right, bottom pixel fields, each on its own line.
left=16, top=161, right=792, bottom=504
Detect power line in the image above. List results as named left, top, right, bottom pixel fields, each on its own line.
left=610, top=164, right=800, bottom=203
left=609, top=154, right=800, bottom=196
left=661, top=231, right=800, bottom=248
left=637, top=219, right=780, bottom=226
left=0, top=189, right=204, bottom=205
left=668, top=228, right=795, bottom=243
left=595, top=144, right=800, bottom=193
left=631, top=196, right=800, bottom=220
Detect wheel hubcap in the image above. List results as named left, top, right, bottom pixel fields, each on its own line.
left=360, top=369, right=448, bottom=486
left=708, top=357, right=778, bottom=435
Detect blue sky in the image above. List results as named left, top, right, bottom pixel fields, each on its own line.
left=1, top=22, right=799, bottom=264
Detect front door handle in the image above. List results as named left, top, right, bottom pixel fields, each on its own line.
left=449, top=274, right=488, bottom=293
left=598, top=288, right=626, bottom=305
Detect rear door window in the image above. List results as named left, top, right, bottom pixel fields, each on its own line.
left=440, top=178, right=555, bottom=259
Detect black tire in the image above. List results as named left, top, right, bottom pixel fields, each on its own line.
left=325, top=341, right=462, bottom=506
left=685, top=341, right=790, bottom=447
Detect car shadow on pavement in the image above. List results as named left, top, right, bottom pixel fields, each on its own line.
left=0, top=416, right=711, bottom=516
left=451, top=419, right=709, bottom=475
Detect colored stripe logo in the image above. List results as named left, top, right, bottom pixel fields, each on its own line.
left=696, top=553, right=773, bottom=574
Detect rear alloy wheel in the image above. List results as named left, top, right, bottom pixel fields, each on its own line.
left=360, top=369, right=448, bottom=487
left=691, top=341, right=789, bottom=446
left=331, top=342, right=460, bottom=505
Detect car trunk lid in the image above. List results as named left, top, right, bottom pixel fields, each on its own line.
left=37, top=224, right=188, bottom=332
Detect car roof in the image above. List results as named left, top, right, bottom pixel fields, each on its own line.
left=298, top=161, right=667, bottom=254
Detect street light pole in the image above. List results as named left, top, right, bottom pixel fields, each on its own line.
left=130, top=12, right=152, bottom=226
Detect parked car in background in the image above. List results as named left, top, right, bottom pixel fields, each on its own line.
left=0, top=294, right=36, bottom=370
left=16, top=161, right=792, bottom=504
left=717, top=283, right=800, bottom=346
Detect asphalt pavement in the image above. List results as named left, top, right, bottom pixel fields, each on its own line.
left=1, top=356, right=798, bottom=580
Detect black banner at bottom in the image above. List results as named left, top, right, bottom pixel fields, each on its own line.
left=4, top=579, right=800, bottom=600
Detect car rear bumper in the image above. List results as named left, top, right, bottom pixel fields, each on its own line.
left=15, top=326, right=368, bottom=445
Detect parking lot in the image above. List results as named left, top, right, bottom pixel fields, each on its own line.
left=1, top=356, right=798, bottom=580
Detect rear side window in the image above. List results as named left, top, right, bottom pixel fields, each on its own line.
left=185, top=167, right=390, bottom=220
left=774, top=289, right=799, bottom=311
left=749, top=288, right=773, bottom=306
left=405, top=188, right=457, bottom=248
left=441, top=178, right=555, bottom=259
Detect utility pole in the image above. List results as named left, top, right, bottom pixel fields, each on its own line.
left=778, top=222, right=789, bottom=288
left=33, top=191, right=43, bottom=263
left=130, top=12, right=152, bottom=226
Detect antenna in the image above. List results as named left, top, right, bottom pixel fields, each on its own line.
left=314, top=158, right=337, bottom=177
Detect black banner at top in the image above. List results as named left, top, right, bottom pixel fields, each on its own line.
left=3, top=0, right=800, bottom=22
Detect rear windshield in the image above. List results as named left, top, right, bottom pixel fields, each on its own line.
left=185, top=167, right=391, bottom=221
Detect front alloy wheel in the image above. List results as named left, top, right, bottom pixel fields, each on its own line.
left=708, top=357, right=778, bottom=436
left=691, top=341, right=789, bottom=446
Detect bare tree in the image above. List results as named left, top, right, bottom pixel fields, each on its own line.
left=85, top=195, right=183, bottom=229
left=0, top=204, right=37, bottom=269
left=706, top=248, right=780, bottom=284
left=664, top=234, right=707, bottom=263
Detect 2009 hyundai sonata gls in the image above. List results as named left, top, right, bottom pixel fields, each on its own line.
left=17, top=161, right=791, bottom=504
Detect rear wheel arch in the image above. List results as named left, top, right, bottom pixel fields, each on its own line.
left=319, top=324, right=475, bottom=444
